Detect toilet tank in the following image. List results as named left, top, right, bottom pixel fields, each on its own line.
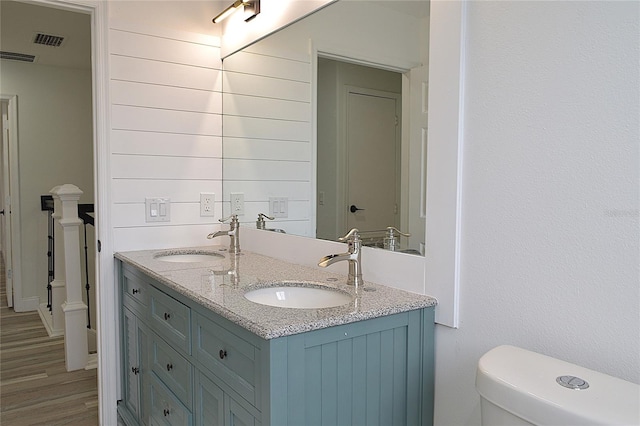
left=476, top=345, right=640, bottom=426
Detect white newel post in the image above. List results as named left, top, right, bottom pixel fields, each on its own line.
left=50, top=194, right=66, bottom=335
left=50, top=184, right=88, bottom=371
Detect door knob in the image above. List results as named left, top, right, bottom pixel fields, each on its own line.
left=0, top=210, right=4, bottom=215
left=350, top=205, right=365, bottom=213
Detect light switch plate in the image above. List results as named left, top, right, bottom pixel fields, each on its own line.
left=269, top=196, right=288, bottom=218
left=145, top=197, right=170, bottom=222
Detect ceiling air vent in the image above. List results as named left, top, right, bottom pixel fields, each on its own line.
left=33, top=33, right=65, bottom=47
left=0, top=51, right=36, bottom=63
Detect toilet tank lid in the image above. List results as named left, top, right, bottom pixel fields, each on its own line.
left=476, top=345, right=640, bottom=426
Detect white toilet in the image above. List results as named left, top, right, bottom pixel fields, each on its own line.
left=476, top=345, right=640, bottom=425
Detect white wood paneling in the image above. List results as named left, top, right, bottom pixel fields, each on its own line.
left=223, top=159, right=309, bottom=181
left=223, top=181, right=310, bottom=201
left=112, top=105, right=221, bottom=136
left=223, top=72, right=309, bottom=102
left=109, top=29, right=221, bottom=69
left=111, top=131, right=221, bottom=158
left=112, top=155, right=222, bottom=180
left=223, top=138, right=309, bottom=161
left=112, top=203, right=222, bottom=228
left=112, top=179, right=222, bottom=204
left=223, top=50, right=309, bottom=81
left=113, top=225, right=222, bottom=252
left=110, top=21, right=224, bottom=251
left=223, top=116, right=309, bottom=141
left=223, top=94, right=309, bottom=122
left=235, top=200, right=311, bottom=220
left=222, top=24, right=314, bottom=237
left=111, top=81, right=222, bottom=114
left=110, top=55, right=222, bottom=92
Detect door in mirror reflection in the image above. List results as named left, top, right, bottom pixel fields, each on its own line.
left=316, top=58, right=402, bottom=246
left=346, top=89, right=400, bottom=236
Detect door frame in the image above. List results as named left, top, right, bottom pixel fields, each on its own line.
left=28, top=0, right=115, bottom=423
left=0, top=95, right=21, bottom=309
left=341, top=86, right=401, bottom=236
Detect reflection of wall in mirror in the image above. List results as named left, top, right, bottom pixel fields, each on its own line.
left=222, top=0, right=429, bottom=252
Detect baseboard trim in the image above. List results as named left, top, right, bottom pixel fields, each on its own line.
left=37, top=303, right=64, bottom=337
left=15, top=296, right=40, bottom=312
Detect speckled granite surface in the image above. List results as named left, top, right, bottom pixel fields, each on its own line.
left=115, top=246, right=437, bottom=340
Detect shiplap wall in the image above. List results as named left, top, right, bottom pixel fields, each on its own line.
left=223, top=33, right=313, bottom=236
left=221, top=1, right=425, bottom=238
left=109, top=20, right=224, bottom=251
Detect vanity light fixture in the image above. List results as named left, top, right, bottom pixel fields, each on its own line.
left=212, top=0, right=260, bottom=23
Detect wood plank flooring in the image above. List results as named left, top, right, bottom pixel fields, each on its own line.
left=0, top=254, right=98, bottom=425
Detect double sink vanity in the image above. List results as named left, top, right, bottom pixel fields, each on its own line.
left=116, top=238, right=437, bottom=426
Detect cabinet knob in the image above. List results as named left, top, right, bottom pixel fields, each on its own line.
left=219, top=349, right=227, bottom=359
left=166, top=363, right=173, bottom=371
left=163, top=408, right=170, bottom=417
left=163, top=312, right=171, bottom=320
left=131, top=366, right=139, bottom=375
left=132, top=288, right=140, bottom=295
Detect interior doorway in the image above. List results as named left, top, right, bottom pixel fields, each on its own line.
left=344, top=87, right=401, bottom=234
left=1, top=0, right=95, bottom=320
left=1, top=98, right=15, bottom=308
left=316, top=57, right=402, bottom=242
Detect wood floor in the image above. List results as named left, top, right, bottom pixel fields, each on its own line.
left=0, top=254, right=98, bottom=425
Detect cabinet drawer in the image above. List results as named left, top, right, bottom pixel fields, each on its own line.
left=149, top=286, right=191, bottom=354
left=122, top=268, right=149, bottom=317
left=149, top=373, right=192, bottom=426
left=194, top=313, right=259, bottom=406
left=150, top=331, right=193, bottom=407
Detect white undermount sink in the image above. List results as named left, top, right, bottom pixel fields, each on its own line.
left=244, top=284, right=352, bottom=309
left=154, top=250, right=224, bottom=263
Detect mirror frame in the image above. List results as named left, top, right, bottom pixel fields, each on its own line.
left=220, top=0, right=464, bottom=328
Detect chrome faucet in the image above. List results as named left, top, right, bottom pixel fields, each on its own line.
left=256, top=213, right=274, bottom=229
left=384, top=226, right=411, bottom=251
left=256, top=213, right=287, bottom=233
left=318, top=228, right=363, bottom=287
left=207, top=215, right=240, bottom=254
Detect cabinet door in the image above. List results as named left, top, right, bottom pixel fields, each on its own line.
left=284, top=312, right=423, bottom=426
left=149, top=373, right=192, bottom=426
left=195, top=372, right=224, bottom=426
left=123, top=307, right=143, bottom=420
left=196, top=372, right=261, bottom=426
left=226, top=395, right=261, bottom=426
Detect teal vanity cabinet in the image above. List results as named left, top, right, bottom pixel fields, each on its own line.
left=117, top=261, right=435, bottom=426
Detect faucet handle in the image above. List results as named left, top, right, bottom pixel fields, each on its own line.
left=257, top=213, right=274, bottom=221
left=256, top=213, right=275, bottom=230
left=339, top=228, right=361, bottom=242
left=219, top=214, right=239, bottom=224
left=386, top=226, right=410, bottom=238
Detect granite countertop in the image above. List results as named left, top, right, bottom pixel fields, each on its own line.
left=115, top=246, right=437, bottom=340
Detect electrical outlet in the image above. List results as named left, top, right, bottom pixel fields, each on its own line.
left=230, top=193, right=244, bottom=216
left=200, top=192, right=215, bottom=217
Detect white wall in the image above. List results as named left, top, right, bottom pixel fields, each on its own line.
left=98, top=1, right=638, bottom=424
left=433, top=2, right=640, bottom=425
left=107, top=6, right=224, bottom=252
left=0, top=61, right=94, bottom=306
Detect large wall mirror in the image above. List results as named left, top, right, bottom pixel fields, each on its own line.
left=222, top=0, right=430, bottom=256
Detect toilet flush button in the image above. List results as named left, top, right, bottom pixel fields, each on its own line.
left=556, top=375, right=590, bottom=390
